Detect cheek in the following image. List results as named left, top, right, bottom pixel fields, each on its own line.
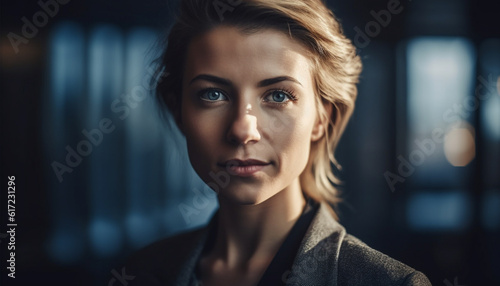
left=184, top=116, right=210, bottom=142
left=182, top=106, right=222, bottom=168
left=286, top=100, right=318, bottom=162
left=182, top=99, right=218, bottom=141
left=270, top=112, right=315, bottom=163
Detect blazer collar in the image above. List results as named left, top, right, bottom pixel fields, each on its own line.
left=174, top=202, right=346, bottom=286
left=284, top=202, right=346, bottom=285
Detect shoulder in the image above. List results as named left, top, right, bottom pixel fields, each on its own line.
left=337, top=234, right=431, bottom=286
left=123, top=227, right=206, bottom=285
left=287, top=202, right=430, bottom=286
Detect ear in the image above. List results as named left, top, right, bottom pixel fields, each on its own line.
left=311, top=101, right=333, bottom=142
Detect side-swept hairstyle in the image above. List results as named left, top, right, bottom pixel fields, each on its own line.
left=155, top=0, right=362, bottom=216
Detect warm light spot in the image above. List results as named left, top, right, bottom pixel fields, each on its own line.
left=0, top=37, right=41, bottom=69
left=444, top=125, right=476, bottom=167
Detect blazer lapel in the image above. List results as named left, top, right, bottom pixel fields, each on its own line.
left=284, top=202, right=346, bottom=286
left=171, top=202, right=345, bottom=286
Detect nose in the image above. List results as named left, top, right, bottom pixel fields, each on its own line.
left=226, top=104, right=261, bottom=145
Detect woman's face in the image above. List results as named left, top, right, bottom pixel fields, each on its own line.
left=181, top=26, right=324, bottom=205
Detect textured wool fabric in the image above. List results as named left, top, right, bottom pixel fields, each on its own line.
left=124, top=202, right=431, bottom=286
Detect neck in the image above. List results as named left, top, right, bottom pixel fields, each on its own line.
left=213, top=179, right=307, bottom=268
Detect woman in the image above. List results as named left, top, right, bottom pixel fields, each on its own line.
left=125, top=0, right=431, bottom=285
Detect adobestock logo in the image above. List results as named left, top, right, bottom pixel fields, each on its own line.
left=177, top=116, right=291, bottom=224
left=384, top=74, right=498, bottom=192
left=51, top=67, right=168, bottom=183
left=212, top=0, right=243, bottom=21
left=353, top=0, right=409, bottom=49
left=7, top=0, right=71, bottom=54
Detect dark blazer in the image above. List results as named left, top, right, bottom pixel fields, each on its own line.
left=125, top=202, right=431, bottom=285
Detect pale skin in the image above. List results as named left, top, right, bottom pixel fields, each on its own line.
left=180, top=26, right=328, bottom=286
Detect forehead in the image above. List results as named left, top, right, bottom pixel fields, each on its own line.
left=183, top=26, right=313, bottom=85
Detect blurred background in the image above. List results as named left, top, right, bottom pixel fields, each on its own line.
left=1, top=0, right=499, bottom=285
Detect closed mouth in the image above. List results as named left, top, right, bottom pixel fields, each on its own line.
left=218, top=159, right=270, bottom=167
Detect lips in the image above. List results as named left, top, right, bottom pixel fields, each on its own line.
left=218, top=159, right=271, bottom=177
left=220, top=159, right=269, bottom=167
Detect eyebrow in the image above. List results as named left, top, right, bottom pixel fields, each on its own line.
left=189, top=74, right=303, bottom=87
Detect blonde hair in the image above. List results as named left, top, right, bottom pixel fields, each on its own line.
left=155, top=0, right=362, bottom=215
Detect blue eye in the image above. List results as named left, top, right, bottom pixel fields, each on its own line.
left=272, top=91, right=286, bottom=102
left=266, top=90, right=293, bottom=103
left=200, top=89, right=227, bottom=101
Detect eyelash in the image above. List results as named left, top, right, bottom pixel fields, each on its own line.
left=265, top=88, right=298, bottom=107
left=197, top=87, right=227, bottom=102
left=197, top=87, right=298, bottom=107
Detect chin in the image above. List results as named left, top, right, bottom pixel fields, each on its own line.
left=218, top=184, right=275, bottom=206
